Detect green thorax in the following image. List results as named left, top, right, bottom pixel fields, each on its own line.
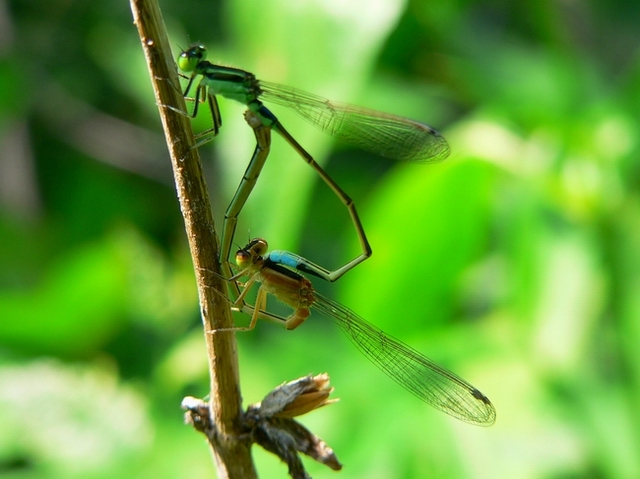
left=197, top=63, right=261, bottom=106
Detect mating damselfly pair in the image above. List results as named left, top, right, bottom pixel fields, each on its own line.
left=175, top=44, right=495, bottom=426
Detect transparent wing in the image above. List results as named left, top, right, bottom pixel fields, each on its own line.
left=259, top=81, right=450, bottom=164
left=313, top=293, right=495, bottom=426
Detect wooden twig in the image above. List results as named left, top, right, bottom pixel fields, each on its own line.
left=129, top=0, right=256, bottom=477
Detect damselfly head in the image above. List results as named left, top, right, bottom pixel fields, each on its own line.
left=178, top=45, right=207, bottom=73
left=236, top=238, right=268, bottom=268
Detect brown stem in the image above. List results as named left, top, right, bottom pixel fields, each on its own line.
left=129, top=0, right=256, bottom=477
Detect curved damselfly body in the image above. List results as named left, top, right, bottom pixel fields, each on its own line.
left=177, top=45, right=450, bottom=302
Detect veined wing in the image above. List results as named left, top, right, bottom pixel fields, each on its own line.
left=258, top=81, right=450, bottom=164
left=312, top=293, right=495, bottom=426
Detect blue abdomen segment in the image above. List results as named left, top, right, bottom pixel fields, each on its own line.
left=265, top=250, right=326, bottom=280
left=266, top=250, right=301, bottom=269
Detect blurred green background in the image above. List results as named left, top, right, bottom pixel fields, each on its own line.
left=1, top=0, right=639, bottom=477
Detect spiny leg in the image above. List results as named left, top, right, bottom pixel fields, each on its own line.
left=188, top=87, right=223, bottom=150
left=180, top=79, right=223, bottom=152
left=205, top=267, right=288, bottom=333
left=235, top=289, right=310, bottom=332
left=164, top=75, right=223, bottom=155
left=213, top=283, right=294, bottom=333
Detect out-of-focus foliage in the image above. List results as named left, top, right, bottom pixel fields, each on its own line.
left=1, top=0, right=639, bottom=477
